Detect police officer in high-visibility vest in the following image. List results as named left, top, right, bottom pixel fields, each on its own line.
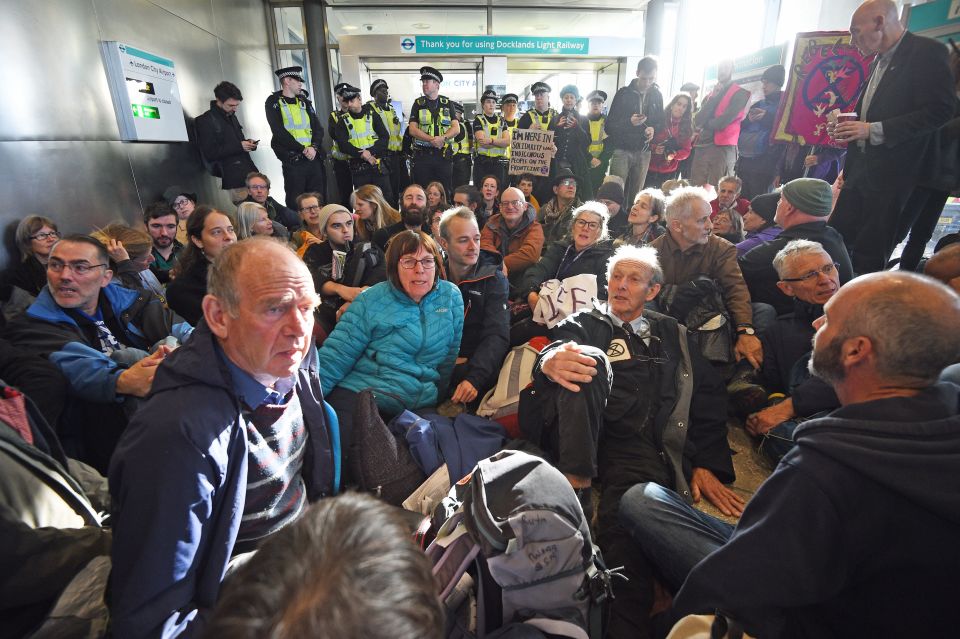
left=328, top=83, right=354, bottom=207
left=367, top=79, right=409, bottom=203
left=517, top=82, right=559, bottom=206
left=331, top=84, right=392, bottom=201
left=450, top=101, right=473, bottom=190
left=473, top=89, right=510, bottom=190
left=408, top=66, right=460, bottom=195
left=500, top=93, right=520, bottom=185
left=265, top=65, right=325, bottom=210
left=586, top=90, right=610, bottom=197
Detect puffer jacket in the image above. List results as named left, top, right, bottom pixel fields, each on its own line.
left=316, top=280, right=464, bottom=416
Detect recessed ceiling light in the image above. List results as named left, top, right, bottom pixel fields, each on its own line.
left=522, top=25, right=535, bottom=31
left=343, top=25, right=358, bottom=30
left=412, top=22, right=431, bottom=30
left=534, top=24, right=549, bottom=31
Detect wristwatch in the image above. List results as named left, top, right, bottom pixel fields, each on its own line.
left=736, top=325, right=756, bottom=336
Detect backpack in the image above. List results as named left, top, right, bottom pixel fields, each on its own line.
left=477, top=337, right=550, bottom=438
left=426, top=450, right=616, bottom=639
left=193, top=112, right=223, bottom=178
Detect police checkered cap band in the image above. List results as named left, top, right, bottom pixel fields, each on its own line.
left=587, top=90, right=607, bottom=102
left=420, top=67, right=442, bottom=83
left=340, top=85, right=361, bottom=99
left=531, top=82, right=551, bottom=94
left=276, top=66, right=304, bottom=81
left=370, top=79, right=388, bottom=94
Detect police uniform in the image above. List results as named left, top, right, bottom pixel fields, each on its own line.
left=333, top=84, right=393, bottom=201
left=450, top=101, right=473, bottom=190
left=586, top=90, right=610, bottom=197
left=473, top=89, right=509, bottom=190
left=264, top=66, right=326, bottom=210
left=329, top=83, right=355, bottom=207
left=408, top=66, right=459, bottom=195
left=367, top=79, right=409, bottom=202
left=500, top=93, right=521, bottom=186
left=517, top=82, right=559, bottom=205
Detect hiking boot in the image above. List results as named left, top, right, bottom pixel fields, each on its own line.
left=727, top=367, right=769, bottom=418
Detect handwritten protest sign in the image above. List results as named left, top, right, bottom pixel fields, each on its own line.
left=509, top=128, right=555, bottom=176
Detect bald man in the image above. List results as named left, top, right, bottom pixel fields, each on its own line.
left=828, top=0, right=956, bottom=274
left=620, top=271, right=960, bottom=637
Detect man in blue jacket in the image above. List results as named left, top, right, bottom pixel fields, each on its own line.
left=620, top=271, right=960, bottom=638
left=108, top=237, right=340, bottom=639
left=3, top=235, right=192, bottom=471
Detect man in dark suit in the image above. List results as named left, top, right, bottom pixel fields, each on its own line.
left=828, top=0, right=955, bottom=274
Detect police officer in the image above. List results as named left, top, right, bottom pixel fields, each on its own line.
left=586, top=90, right=609, bottom=196
left=329, top=83, right=354, bottom=207
left=265, top=66, right=325, bottom=210
left=367, top=79, right=409, bottom=202
left=518, top=82, right=559, bottom=205
left=450, top=101, right=473, bottom=190
left=500, top=93, right=521, bottom=185
left=332, top=84, right=392, bottom=201
left=473, top=89, right=510, bottom=190
left=408, top=66, right=460, bottom=195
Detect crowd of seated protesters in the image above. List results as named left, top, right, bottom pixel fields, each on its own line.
left=2, top=14, right=959, bottom=634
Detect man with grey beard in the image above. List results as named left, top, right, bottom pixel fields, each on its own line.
left=617, top=271, right=960, bottom=638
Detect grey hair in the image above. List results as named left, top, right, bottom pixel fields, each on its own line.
left=833, top=272, right=960, bottom=385
left=606, top=243, right=663, bottom=285
left=207, top=236, right=295, bottom=316
left=438, top=206, right=477, bottom=241
left=773, top=239, right=826, bottom=279
left=635, top=188, right=666, bottom=222
left=664, top=186, right=711, bottom=224
left=236, top=202, right=268, bottom=240
left=570, top=200, right=611, bottom=241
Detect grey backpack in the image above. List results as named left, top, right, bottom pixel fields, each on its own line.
left=426, top=450, right=616, bottom=639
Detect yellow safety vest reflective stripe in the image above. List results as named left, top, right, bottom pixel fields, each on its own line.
left=532, top=109, right=556, bottom=129
left=368, top=101, right=403, bottom=152
left=413, top=96, right=453, bottom=148
left=279, top=99, right=312, bottom=147
left=588, top=117, right=605, bottom=157
left=451, top=130, right=472, bottom=156
left=476, top=115, right=507, bottom=158
left=345, top=110, right=378, bottom=151
left=503, top=118, right=518, bottom=159
left=329, top=111, right=348, bottom=160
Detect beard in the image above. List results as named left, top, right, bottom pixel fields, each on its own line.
left=809, top=334, right=847, bottom=386
left=402, top=204, right=425, bottom=228
left=154, top=236, right=172, bottom=248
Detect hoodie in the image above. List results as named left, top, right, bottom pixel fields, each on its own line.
left=674, top=383, right=960, bottom=638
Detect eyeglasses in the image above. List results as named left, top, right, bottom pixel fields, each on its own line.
left=31, top=231, right=61, bottom=241
left=500, top=199, right=525, bottom=209
left=399, top=256, right=436, bottom=270
left=300, top=205, right=321, bottom=212
left=574, top=218, right=601, bottom=230
left=780, top=262, right=839, bottom=283
left=558, top=179, right=577, bottom=187
left=248, top=184, right=269, bottom=191
left=172, top=199, right=192, bottom=208
left=47, top=260, right=108, bottom=275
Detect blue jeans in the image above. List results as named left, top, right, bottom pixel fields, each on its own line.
left=758, top=419, right=800, bottom=463
left=618, top=483, right=734, bottom=591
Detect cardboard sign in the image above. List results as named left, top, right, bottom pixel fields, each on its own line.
left=508, top=128, right=555, bottom=176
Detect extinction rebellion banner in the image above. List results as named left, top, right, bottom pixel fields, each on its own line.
left=771, top=32, right=875, bottom=146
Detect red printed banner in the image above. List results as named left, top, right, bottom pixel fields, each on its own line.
left=771, top=32, right=875, bottom=146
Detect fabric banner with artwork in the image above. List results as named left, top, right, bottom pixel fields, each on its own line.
left=771, top=31, right=875, bottom=146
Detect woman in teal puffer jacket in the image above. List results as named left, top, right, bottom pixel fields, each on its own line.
left=316, top=230, right=464, bottom=475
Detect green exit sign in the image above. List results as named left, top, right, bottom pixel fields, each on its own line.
left=131, top=104, right=160, bottom=119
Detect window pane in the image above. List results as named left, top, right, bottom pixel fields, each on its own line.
left=325, top=8, right=486, bottom=39
left=491, top=8, right=643, bottom=37
left=275, top=7, right=305, bottom=46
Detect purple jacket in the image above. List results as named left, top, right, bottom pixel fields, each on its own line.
left=736, top=225, right=782, bottom=258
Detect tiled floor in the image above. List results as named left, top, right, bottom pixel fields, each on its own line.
left=695, top=420, right=775, bottom=524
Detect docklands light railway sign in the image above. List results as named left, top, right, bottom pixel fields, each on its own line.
left=401, top=36, right=590, bottom=56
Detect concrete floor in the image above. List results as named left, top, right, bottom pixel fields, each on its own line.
left=695, top=420, right=775, bottom=524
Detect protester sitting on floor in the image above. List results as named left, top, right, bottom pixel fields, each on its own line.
left=619, top=271, right=960, bottom=639
left=438, top=207, right=509, bottom=406
left=480, top=186, right=545, bottom=289
left=243, top=171, right=300, bottom=234
left=517, top=173, right=541, bottom=213
left=91, top=224, right=164, bottom=298
left=595, top=180, right=629, bottom=239
left=302, top=204, right=385, bottom=335
left=709, top=175, right=749, bottom=218
left=351, top=184, right=401, bottom=244
left=203, top=493, right=444, bottom=639
left=522, top=244, right=734, bottom=639
left=738, top=240, right=842, bottom=462
left=735, top=192, right=781, bottom=257
left=372, top=184, right=429, bottom=251
left=538, top=168, right=585, bottom=245
left=314, top=230, right=463, bottom=477
left=711, top=208, right=744, bottom=244
left=649, top=186, right=764, bottom=370
left=291, top=191, right=324, bottom=258
left=236, top=201, right=278, bottom=240
left=477, top=175, right=501, bottom=230
left=166, top=206, right=237, bottom=325
left=617, top=188, right=666, bottom=247
left=925, top=242, right=960, bottom=293
left=109, top=237, right=338, bottom=639
left=169, top=191, right=196, bottom=245
left=144, top=202, right=182, bottom=285
left=2, top=215, right=60, bottom=321
left=4, top=235, right=191, bottom=472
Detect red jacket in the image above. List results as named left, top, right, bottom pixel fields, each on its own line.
left=710, top=197, right=749, bottom=219
left=648, top=117, right=693, bottom=174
